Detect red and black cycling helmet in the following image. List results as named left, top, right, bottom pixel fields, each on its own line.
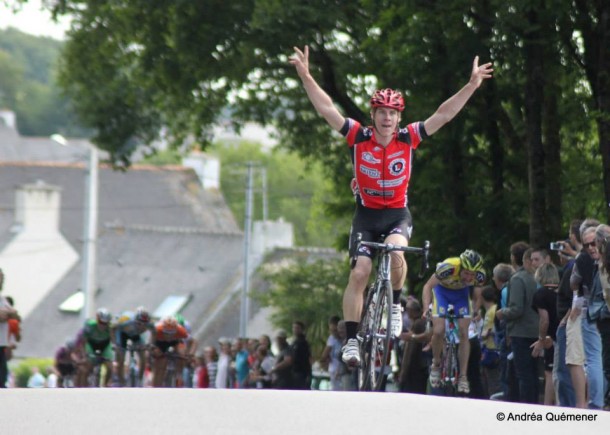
left=370, top=88, right=405, bottom=112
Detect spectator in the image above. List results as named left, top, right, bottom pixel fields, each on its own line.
left=398, top=298, right=429, bottom=394
left=46, top=366, right=58, bottom=388
left=569, top=220, right=604, bottom=409
left=0, top=268, right=19, bottom=388
left=27, top=367, right=46, bottom=388
left=291, top=321, right=312, bottom=390
left=271, top=330, right=293, bottom=389
left=491, top=262, right=515, bottom=401
left=554, top=218, right=582, bottom=407
left=532, top=263, right=560, bottom=405
left=319, top=315, right=344, bottom=391
left=479, top=285, right=501, bottom=398
left=496, top=241, right=540, bottom=404
left=531, top=248, right=552, bottom=271
left=233, top=338, right=250, bottom=388
left=215, top=338, right=232, bottom=389
left=259, top=334, right=273, bottom=356
left=5, top=296, right=20, bottom=362
left=523, top=248, right=535, bottom=274
left=202, top=346, right=218, bottom=388
left=248, top=344, right=275, bottom=389
left=592, top=224, right=610, bottom=409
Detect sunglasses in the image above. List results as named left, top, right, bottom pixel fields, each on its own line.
left=583, top=241, right=597, bottom=249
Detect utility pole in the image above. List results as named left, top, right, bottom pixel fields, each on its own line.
left=261, top=167, right=268, bottom=222
left=239, top=162, right=254, bottom=337
left=82, top=146, right=99, bottom=321
left=51, top=134, right=98, bottom=322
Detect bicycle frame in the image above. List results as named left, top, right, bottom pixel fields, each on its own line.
left=355, top=233, right=429, bottom=391
left=125, top=341, right=144, bottom=387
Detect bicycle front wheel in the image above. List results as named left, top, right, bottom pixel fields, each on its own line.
left=442, top=342, right=458, bottom=396
left=367, top=279, right=392, bottom=392
left=357, top=285, right=376, bottom=391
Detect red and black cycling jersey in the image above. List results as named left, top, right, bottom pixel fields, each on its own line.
left=340, top=118, right=427, bottom=209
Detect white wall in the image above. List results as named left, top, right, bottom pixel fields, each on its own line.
left=251, top=219, right=294, bottom=256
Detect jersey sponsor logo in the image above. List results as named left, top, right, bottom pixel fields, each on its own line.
left=359, top=164, right=380, bottom=178
left=363, top=188, right=394, bottom=197
left=377, top=176, right=406, bottom=188
left=436, top=264, right=456, bottom=280
left=358, top=246, right=372, bottom=256
left=361, top=152, right=381, bottom=164
left=362, top=127, right=373, bottom=137
left=458, top=306, right=469, bottom=316
left=387, top=150, right=405, bottom=159
left=389, top=158, right=406, bottom=176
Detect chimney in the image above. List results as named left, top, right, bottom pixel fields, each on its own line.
left=0, top=109, right=17, bottom=129
left=15, top=181, right=62, bottom=234
left=182, top=152, right=220, bottom=190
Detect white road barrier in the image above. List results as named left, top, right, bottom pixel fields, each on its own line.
left=1, top=388, right=606, bottom=435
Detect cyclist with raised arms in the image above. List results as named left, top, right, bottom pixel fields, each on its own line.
left=290, top=46, right=493, bottom=366
left=112, top=306, right=155, bottom=387
left=422, top=250, right=486, bottom=394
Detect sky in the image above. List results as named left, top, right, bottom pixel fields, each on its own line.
left=0, top=0, right=70, bottom=40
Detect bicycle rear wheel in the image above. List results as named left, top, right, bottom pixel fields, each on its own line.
left=367, top=279, right=392, bottom=391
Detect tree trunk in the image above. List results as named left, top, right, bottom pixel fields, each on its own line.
left=524, top=8, right=547, bottom=246
left=543, top=82, right=562, bottom=239
left=574, top=0, right=610, bottom=222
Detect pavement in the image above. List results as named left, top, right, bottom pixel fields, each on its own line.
left=2, top=388, right=607, bottom=435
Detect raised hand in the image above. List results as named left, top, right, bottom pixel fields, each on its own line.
left=289, top=46, right=310, bottom=79
left=469, top=56, right=493, bottom=88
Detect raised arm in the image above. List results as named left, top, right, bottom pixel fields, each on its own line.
left=290, top=46, right=346, bottom=131
left=423, top=56, right=493, bottom=136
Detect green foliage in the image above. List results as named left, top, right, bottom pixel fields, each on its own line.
left=254, top=256, right=349, bottom=357
left=11, top=358, right=54, bottom=388
left=7, top=0, right=604, bottom=266
left=140, top=147, right=183, bottom=165
left=211, top=140, right=342, bottom=247
left=0, top=27, right=88, bottom=136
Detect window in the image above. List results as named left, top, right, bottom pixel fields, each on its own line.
left=152, top=294, right=192, bottom=319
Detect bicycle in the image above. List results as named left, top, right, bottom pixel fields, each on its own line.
left=438, top=304, right=462, bottom=396
left=87, top=349, right=110, bottom=387
left=354, top=233, right=430, bottom=391
left=163, top=346, right=187, bottom=387
left=125, top=341, right=146, bottom=387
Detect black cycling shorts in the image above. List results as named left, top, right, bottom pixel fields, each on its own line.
left=154, top=340, right=180, bottom=354
left=118, top=332, right=143, bottom=349
left=348, top=205, right=413, bottom=259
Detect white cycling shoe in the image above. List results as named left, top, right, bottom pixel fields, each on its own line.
left=341, top=338, right=360, bottom=365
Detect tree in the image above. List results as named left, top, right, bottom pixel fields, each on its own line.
left=0, top=27, right=88, bottom=136
left=41, top=0, right=606, bottom=264
left=254, top=256, right=348, bottom=357
left=211, top=140, right=342, bottom=247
